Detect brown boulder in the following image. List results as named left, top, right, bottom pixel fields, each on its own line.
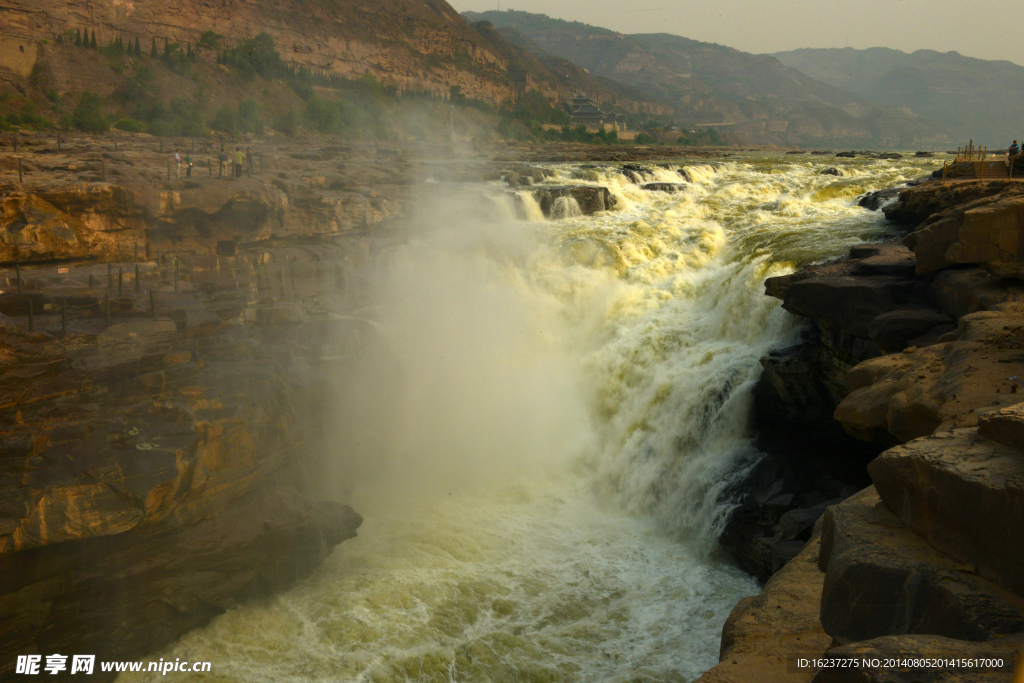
left=904, top=190, right=1024, bottom=277
left=834, top=303, right=1024, bottom=444
left=978, top=402, right=1024, bottom=450
left=818, top=487, right=1024, bottom=645
left=884, top=179, right=1024, bottom=226
left=869, top=429, right=1024, bottom=597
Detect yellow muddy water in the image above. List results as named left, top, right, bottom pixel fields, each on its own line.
left=122, top=153, right=946, bottom=683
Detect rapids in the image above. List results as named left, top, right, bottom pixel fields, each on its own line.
left=122, top=153, right=946, bottom=683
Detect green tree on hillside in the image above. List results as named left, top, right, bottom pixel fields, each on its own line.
left=90, top=31, right=97, bottom=49
left=198, top=31, right=224, bottom=50
left=151, top=37, right=158, bottom=58
left=72, top=91, right=107, bottom=132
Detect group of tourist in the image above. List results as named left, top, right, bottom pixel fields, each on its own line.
left=173, top=147, right=255, bottom=179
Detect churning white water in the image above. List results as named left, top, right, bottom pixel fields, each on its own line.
left=123, top=153, right=944, bottom=683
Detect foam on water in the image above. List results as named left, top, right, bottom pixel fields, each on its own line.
left=121, top=152, right=947, bottom=683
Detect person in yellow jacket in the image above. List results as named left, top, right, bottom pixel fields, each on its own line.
left=233, top=148, right=244, bottom=178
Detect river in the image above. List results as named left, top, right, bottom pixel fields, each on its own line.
left=122, top=152, right=942, bottom=683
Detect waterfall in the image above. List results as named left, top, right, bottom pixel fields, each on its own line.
left=551, top=195, right=582, bottom=219
left=140, top=151, right=935, bottom=683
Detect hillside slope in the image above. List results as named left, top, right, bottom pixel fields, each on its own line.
left=464, top=10, right=954, bottom=148
left=773, top=47, right=1024, bottom=147
left=1, top=0, right=518, bottom=102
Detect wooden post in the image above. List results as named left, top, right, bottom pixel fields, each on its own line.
left=942, top=160, right=948, bottom=184
left=114, top=141, right=118, bottom=152
left=135, top=263, right=140, bottom=291
left=88, top=273, right=93, bottom=288
left=134, top=241, right=138, bottom=264
left=150, top=290, right=156, bottom=318
left=17, top=158, right=22, bottom=183
left=107, top=263, right=112, bottom=289
left=28, top=300, right=33, bottom=332
left=16, top=263, right=22, bottom=292
left=174, top=258, right=179, bottom=292
left=104, top=293, right=109, bottom=323
left=118, top=267, right=123, bottom=297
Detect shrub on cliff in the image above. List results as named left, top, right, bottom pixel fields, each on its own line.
left=130, top=98, right=204, bottom=137
left=210, top=106, right=239, bottom=135
left=113, top=118, right=146, bottom=133
left=223, top=33, right=284, bottom=81
left=272, top=110, right=300, bottom=135
left=72, top=92, right=108, bottom=133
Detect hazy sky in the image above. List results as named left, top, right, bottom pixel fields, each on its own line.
left=451, top=0, right=1024, bottom=66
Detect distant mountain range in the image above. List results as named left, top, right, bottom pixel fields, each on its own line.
left=772, top=48, right=1024, bottom=148
left=463, top=10, right=954, bottom=149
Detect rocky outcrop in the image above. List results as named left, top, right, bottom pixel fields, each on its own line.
left=0, top=143, right=425, bottom=677
left=0, top=243, right=367, bottom=679
left=882, top=179, right=1024, bottom=227
left=757, top=242, right=943, bottom=430
left=869, top=429, right=1024, bottom=596
left=818, top=487, right=1024, bottom=645
left=721, top=174, right=1024, bottom=683
left=0, top=139, right=414, bottom=266
left=903, top=188, right=1024, bottom=278
left=834, top=303, right=1024, bottom=444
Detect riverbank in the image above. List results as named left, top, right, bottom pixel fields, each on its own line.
left=701, top=177, right=1024, bottom=682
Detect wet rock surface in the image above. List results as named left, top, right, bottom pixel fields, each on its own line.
left=531, top=185, right=617, bottom=216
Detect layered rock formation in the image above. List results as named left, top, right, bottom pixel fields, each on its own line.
left=713, top=177, right=1024, bottom=682
left=0, top=136, right=458, bottom=678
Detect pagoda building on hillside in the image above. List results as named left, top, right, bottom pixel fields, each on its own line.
left=569, top=94, right=626, bottom=132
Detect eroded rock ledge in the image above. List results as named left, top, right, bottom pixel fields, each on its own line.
left=713, top=178, right=1024, bottom=682
left=0, top=143, right=417, bottom=678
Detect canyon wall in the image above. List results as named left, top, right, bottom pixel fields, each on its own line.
left=0, top=135, right=435, bottom=679
left=704, top=177, right=1024, bottom=683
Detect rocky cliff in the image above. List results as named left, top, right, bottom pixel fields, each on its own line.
left=705, top=178, right=1024, bottom=682
left=0, top=134, right=449, bottom=678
